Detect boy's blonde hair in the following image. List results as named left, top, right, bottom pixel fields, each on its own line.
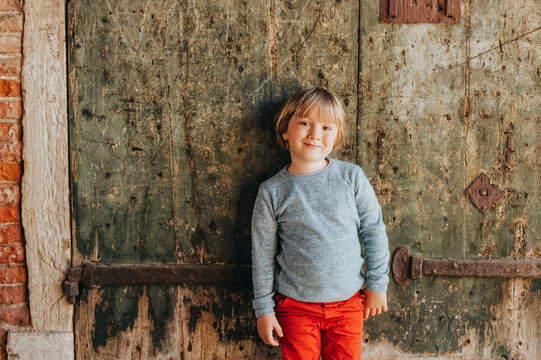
left=275, top=87, right=346, bottom=150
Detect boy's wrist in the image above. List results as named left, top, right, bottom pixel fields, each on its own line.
left=365, top=286, right=387, bottom=293
left=254, top=308, right=275, bottom=319
left=365, top=282, right=388, bottom=293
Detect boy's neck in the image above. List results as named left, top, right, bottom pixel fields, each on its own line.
left=286, top=158, right=329, bottom=175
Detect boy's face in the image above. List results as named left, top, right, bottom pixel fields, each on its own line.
left=282, top=108, right=338, bottom=168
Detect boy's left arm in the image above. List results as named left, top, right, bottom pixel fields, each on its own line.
left=361, top=288, right=388, bottom=320
left=354, top=168, right=390, bottom=319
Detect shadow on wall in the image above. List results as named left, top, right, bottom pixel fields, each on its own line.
left=228, top=87, right=295, bottom=265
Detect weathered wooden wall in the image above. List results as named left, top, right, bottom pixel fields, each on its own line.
left=359, top=0, right=540, bottom=358
left=68, top=0, right=540, bottom=358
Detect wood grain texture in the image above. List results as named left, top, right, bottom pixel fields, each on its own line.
left=21, top=0, right=73, bottom=331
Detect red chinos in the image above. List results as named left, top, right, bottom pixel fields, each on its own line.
left=274, top=291, right=365, bottom=360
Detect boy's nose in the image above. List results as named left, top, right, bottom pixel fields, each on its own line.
left=309, top=128, right=321, bottom=140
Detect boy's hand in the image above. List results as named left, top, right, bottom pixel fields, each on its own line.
left=257, top=314, right=283, bottom=346
left=362, top=288, right=388, bottom=320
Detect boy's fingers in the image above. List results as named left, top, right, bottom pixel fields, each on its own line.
left=269, top=335, right=279, bottom=346
left=275, top=324, right=284, bottom=337
left=264, top=330, right=273, bottom=344
left=266, top=335, right=275, bottom=346
left=364, top=309, right=370, bottom=320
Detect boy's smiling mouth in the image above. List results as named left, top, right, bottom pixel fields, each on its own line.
left=304, top=142, right=322, bottom=149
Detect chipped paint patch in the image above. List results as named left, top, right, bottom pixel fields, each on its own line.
left=75, top=285, right=279, bottom=359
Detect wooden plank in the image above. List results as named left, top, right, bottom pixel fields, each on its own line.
left=169, top=0, right=283, bottom=265
left=69, top=0, right=179, bottom=264
left=360, top=0, right=541, bottom=357
left=358, top=5, right=468, bottom=354
left=463, top=1, right=541, bottom=358
left=70, top=0, right=358, bottom=357
left=21, top=0, right=72, bottom=331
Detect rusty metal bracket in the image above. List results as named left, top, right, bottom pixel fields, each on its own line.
left=63, top=262, right=251, bottom=304
left=464, top=173, right=504, bottom=213
left=392, top=246, right=541, bottom=286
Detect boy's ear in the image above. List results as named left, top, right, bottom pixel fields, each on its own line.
left=282, top=132, right=288, bottom=141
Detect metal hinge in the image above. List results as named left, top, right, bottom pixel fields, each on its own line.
left=392, top=246, right=541, bottom=286
left=63, top=262, right=251, bottom=304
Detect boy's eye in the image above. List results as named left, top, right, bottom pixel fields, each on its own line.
left=300, top=121, right=310, bottom=126
left=323, top=126, right=333, bottom=131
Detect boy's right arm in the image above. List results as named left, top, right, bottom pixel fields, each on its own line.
left=257, top=314, right=283, bottom=346
left=251, top=187, right=279, bottom=324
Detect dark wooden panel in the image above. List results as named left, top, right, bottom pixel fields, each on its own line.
left=69, top=0, right=359, bottom=357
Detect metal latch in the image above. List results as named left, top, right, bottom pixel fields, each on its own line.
left=392, top=246, right=541, bottom=286
left=63, top=262, right=251, bottom=304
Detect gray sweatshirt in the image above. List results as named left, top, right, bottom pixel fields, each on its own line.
left=251, top=158, right=390, bottom=318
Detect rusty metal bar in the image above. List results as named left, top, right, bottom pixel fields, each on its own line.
left=505, top=127, right=514, bottom=170
left=393, top=246, right=541, bottom=286
left=388, top=0, right=398, bottom=18
left=63, top=262, right=251, bottom=303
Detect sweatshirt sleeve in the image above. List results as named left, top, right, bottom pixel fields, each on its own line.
left=354, top=168, right=390, bottom=293
left=251, top=185, right=279, bottom=318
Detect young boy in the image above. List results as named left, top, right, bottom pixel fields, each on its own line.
left=251, top=87, right=390, bottom=359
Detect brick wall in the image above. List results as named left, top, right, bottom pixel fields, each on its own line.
left=0, top=0, right=30, bottom=358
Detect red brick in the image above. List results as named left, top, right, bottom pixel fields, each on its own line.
left=0, top=225, right=21, bottom=245
left=0, top=206, right=18, bottom=223
left=0, top=328, right=6, bottom=344
left=0, top=58, right=21, bottom=77
left=0, top=266, right=26, bottom=283
left=0, top=285, right=25, bottom=304
left=0, top=101, right=21, bottom=119
left=0, top=285, right=25, bottom=305
left=0, top=164, right=21, bottom=181
left=0, top=346, right=5, bottom=360
left=0, top=35, right=21, bottom=55
left=0, top=123, right=20, bottom=142
left=0, top=143, right=20, bottom=162
left=0, top=245, right=23, bottom=263
left=0, top=307, right=30, bottom=326
left=0, top=14, right=23, bottom=34
left=0, top=184, right=19, bottom=204
left=0, top=185, right=18, bottom=204
left=0, top=0, right=22, bottom=12
left=0, top=80, right=20, bottom=98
